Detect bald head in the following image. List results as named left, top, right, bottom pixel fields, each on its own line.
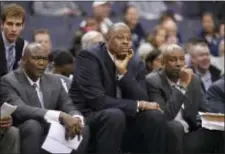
left=106, top=22, right=130, bottom=41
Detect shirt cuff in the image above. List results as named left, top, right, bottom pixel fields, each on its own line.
left=137, top=101, right=140, bottom=112
left=73, top=115, right=85, bottom=127
left=44, top=110, right=61, bottom=123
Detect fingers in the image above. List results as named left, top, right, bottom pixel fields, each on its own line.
left=0, top=117, right=12, bottom=128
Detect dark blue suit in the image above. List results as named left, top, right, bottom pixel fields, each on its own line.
left=69, top=42, right=167, bottom=153
left=205, top=76, right=225, bottom=113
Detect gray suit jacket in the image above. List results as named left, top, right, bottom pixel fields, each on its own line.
left=0, top=68, right=81, bottom=125
left=146, top=69, right=208, bottom=131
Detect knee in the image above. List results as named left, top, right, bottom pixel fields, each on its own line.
left=100, top=108, right=126, bottom=126
left=5, top=126, right=20, bottom=141
left=19, top=120, right=44, bottom=136
left=141, top=110, right=166, bottom=125
left=167, top=120, right=184, bottom=135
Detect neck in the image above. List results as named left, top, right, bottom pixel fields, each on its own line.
left=196, top=67, right=208, bottom=75
left=24, top=69, right=39, bottom=82
left=53, top=68, right=69, bottom=77
left=165, top=70, right=179, bottom=83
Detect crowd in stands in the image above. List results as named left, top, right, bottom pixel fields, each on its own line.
left=0, top=1, right=224, bottom=154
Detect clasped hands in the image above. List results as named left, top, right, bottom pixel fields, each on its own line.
left=59, top=112, right=83, bottom=141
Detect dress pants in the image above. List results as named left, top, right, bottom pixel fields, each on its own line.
left=0, top=127, right=20, bottom=154
left=167, top=120, right=224, bottom=154
left=19, top=119, right=90, bottom=154
left=86, top=108, right=167, bottom=154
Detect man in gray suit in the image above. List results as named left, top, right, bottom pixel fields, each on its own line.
left=0, top=42, right=89, bottom=154
left=0, top=116, right=20, bottom=153
left=146, top=44, right=224, bottom=154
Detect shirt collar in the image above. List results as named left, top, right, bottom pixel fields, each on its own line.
left=2, top=31, right=15, bottom=48
left=167, top=77, right=180, bottom=87
left=107, top=50, right=116, bottom=62
left=23, top=70, right=41, bottom=88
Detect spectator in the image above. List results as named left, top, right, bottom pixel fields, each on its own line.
left=190, top=42, right=221, bottom=91
left=123, top=5, right=145, bottom=51
left=32, top=1, right=82, bottom=16
left=92, top=0, right=113, bottom=34
left=211, top=39, right=224, bottom=75
left=0, top=3, right=27, bottom=77
left=140, top=25, right=167, bottom=51
left=70, top=16, right=100, bottom=57
left=0, top=115, right=20, bottom=153
left=0, top=42, right=89, bottom=154
left=145, top=49, right=163, bottom=74
left=81, top=31, right=105, bottom=50
left=198, top=12, right=220, bottom=56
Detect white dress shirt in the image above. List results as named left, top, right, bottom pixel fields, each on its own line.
left=24, top=72, right=84, bottom=126
left=167, top=78, right=190, bottom=133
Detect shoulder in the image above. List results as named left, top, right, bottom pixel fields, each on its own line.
left=145, top=70, right=161, bottom=86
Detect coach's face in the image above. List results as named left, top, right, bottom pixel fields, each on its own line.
left=107, top=26, right=132, bottom=60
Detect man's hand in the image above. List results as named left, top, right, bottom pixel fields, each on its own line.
left=114, top=49, right=133, bottom=75
left=0, top=116, right=12, bottom=128
left=138, top=101, right=161, bottom=111
left=179, top=65, right=193, bottom=88
left=59, top=112, right=82, bottom=140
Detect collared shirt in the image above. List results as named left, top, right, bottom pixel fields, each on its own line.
left=2, top=32, right=16, bottom=72
left=167, top=78, right=189, bottom=133
left=24, top=70, right=84, bottom=125
left=196, top=69, right=212, bottom=91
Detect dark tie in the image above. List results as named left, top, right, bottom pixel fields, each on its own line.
left=33, top=83, right=44, bottom=108
left=7, top=44, right=15, bottom=72
left=116, top=72, right=122, bottom=98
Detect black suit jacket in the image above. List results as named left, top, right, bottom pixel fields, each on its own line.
left=146, top=69, right=208, bottom=131
left=205, top=76, right=225, bottom=113
left=69, top=42, right=148, bottom=117
left=192, top=65, right=221, bottom=92
left=0, top=33, right=25, bottom=77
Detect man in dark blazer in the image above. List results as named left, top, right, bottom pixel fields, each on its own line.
left=146, top=44, right=224, bottom=154
left=69, top=22, right=167, bottom=154
left=0, top=42, right=89, bottom=154
left=190, top=42, right=221, bottom=91
left=0, top=3, right=27, bottom=77
left=205, top=75, right=225, bottom=113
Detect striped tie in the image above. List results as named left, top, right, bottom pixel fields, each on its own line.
left=7, top=44, right=15, bottom=72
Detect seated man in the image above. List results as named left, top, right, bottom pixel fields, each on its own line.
left=69, top=22, right=167, bottom=154
left=205, top=75, right=225, bottom=113
left=0, top=42, right=89, bottom=154
left=0, top=115, right=20, bottom=154
left=146, top=44, right=224, bottom=154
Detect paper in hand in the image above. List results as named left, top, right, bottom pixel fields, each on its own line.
left=0, top=102, right=17, bottom=118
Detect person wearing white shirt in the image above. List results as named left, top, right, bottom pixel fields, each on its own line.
left=0, top=42, right=89, bottom=154
left=146, top=44, right=223, bottom=154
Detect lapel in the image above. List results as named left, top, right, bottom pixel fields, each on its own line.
left=99, top=43, right=116, bottom=80
left=39, top=75, right=51, bottom=109
left=158, top=69, right=173, bottom=100
left=0, top=33, right=7, bottom=75
left=15, top=69, right=42, bottom=108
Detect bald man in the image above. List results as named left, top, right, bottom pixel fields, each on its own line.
left=69, top=22, right=167, bottom=153
left=0, top=42, right=90, bottom=154
left=146, top=44, right=224, bottom=154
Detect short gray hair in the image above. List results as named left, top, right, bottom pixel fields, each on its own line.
left=81, top=31, right=104, bottom=50
left=190, top=43, right=209, bottom=57
left=23, top=42, right=45, bottom=57
left=162, top=44, right=183, bottom=56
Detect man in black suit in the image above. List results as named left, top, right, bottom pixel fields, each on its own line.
left=0, top=3, right=27, bottom=77
left=0, top=42, right=89, bottom=154
left=205, top=76, right=225, bottom=113
left=146, top=44, right=224, bottom=154
left=69, top=22, right=167, bottom=154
